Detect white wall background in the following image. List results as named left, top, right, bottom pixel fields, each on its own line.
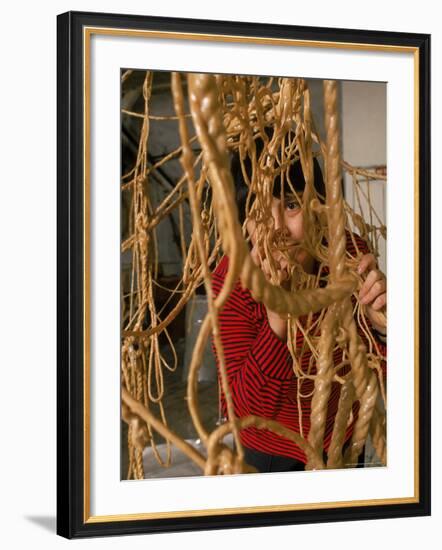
left=0, top=1, right=439, bottom=548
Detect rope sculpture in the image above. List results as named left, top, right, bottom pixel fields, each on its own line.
left=121, top=71, right=387, bottom=478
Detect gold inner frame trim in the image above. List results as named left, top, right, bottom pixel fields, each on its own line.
left=82, top=25, right=420, bottom=524
left=85, top=496, right=419, bottom=524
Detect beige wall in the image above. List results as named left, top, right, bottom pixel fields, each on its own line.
left=341, top=81, right=387, bottom=272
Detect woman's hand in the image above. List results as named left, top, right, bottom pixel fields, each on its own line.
left=357, top=253, right=387, bottom=335
left=250, top=243, right=289, bottom=340
left=250, top=243, right=291, bottom=287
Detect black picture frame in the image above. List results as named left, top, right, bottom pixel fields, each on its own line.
left=57, top=10, right=431, bottom=539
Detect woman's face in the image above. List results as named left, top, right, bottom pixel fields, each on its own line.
left=271, top=193, right=304, bottom=243
left=247, top=193, right=304, bottom=245
left=246, top=192, right=313, bottom=272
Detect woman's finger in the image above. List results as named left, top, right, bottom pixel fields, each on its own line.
left=360, top=279, right=386, bottom=306
left=357, top=253, right=377, bottom=275
left=371, top=293, right=387, bottom=311
left=250, top=244, right=260, bottom=266
left=261, top=257, right=269, bottom=277
left=359, top=269, right=383, bottom=300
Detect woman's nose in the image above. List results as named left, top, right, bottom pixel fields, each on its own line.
left=271, top=202, right=283, bottom=231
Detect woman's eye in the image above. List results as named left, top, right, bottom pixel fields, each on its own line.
left=285, top=201, right=300, bottom=211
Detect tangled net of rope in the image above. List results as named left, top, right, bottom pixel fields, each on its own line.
left=121, top=71, right=387, bottom=479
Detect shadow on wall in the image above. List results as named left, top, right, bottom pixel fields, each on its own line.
left=24, top=516, right=56, bottom=533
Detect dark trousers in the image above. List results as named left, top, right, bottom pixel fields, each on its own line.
left=242, top=441, right=366, bottom=473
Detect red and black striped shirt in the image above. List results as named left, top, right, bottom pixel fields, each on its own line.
left=211, top=233, right=387, bottom=463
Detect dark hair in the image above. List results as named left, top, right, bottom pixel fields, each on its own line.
left=230, top=131, right=326, bottom=225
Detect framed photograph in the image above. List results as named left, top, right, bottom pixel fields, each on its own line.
left=57, top=10, right=431, bottom=539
